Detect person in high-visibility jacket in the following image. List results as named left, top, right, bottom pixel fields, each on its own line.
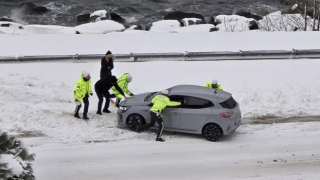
left=137, top=89, right=182, bottom=142
left=74, top=70, right=93, bottom=120
left=111, top=73, right=134, bottom=108
left=204, top=79, right=223, bottom=91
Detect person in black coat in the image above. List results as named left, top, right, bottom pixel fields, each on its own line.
left=100, top=51, right=115, bottom=79
left=95, top=76, right=126, bottom=114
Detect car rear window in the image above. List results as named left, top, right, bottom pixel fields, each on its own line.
left=220, top=96, right=237, bottom=109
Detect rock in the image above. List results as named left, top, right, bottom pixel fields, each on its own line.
left=134, top=24, right=143, bottom=30
left=31, top=6, right=48, bottom=14
left=145, top=24, right=152, bottom=31
left=0, top=23, right=10, bottom=27
left=77, top=14, right=91, bottom=25
left=0, top=17, right=13, bottom=22
left=209, top=27, right=219, bottom=32
left=181, top=18, right=204, bottom=26
left=164, top=11, right=206, bottom=23
left=279, top=0, right=296, bottom=5
left=235, top=10, right=263, bottom=21
left=249, top=20, right=259, bottom=30
left=110, top=13, right=126, bottom=24
left=17, top=2, right=48, bottom=15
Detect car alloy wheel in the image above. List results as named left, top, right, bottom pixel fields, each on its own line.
left=127, top=114, right=143, bottom=131
left=203, top=124, right=223, bottom=142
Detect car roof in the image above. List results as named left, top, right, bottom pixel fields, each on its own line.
left=169, top=84, right=232, bottom=102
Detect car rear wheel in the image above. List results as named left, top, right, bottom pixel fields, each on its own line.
left=202, top=123, right=223, bottom=142
left=127, top=114, right=144, bottom=131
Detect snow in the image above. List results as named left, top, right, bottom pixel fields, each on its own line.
left=1, top=31, right=320, bottom=56
left=258, top=11, right=318, bottom=31
left=75, top=20, right=125, bottom=34
left=1, top=154, right=24, bottom=177
left=149, top=20, right=181, bottom=32
left=90, top=10, right=107, bottom=18
left=215, top=15, right=255, bottom=24
left=171, top=24, right=215, bottom=33
left=0, top=28, right=320, bottom=179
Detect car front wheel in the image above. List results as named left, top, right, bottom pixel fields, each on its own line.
left=202, top=123, right=223, bottom=142
left=127, top=114, right=144, bottom=131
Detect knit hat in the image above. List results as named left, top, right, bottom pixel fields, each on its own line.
left=161, top=89, right=169, bottom=95
left=212, top=79, right=218, bottom=84
left=83, top=71, right=90, bottom=77
left=106, top=51, right=112, bottom=55
left=126, top=74, right=132, bottom=82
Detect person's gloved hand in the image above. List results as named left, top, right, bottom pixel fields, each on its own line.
left=130, top=93, right=135, bottom=96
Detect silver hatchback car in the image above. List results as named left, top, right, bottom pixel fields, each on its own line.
left=117, top=85, right=241, bottom=141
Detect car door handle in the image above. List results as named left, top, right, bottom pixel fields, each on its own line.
left=172, top=112, right=180, bottom=115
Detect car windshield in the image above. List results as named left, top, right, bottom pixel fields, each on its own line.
left=219, top=96, right=237, bottom=109
left=144, top=92, right=157, bottom=102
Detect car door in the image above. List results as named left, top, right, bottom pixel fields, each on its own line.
left=161, top=95, right=184, bottom=129
left=179, top=96, right=213, bottom=131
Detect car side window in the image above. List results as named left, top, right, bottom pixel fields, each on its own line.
left=167, top=95, right=185, bottom=108
left=186, top=97, right=214, bottom=109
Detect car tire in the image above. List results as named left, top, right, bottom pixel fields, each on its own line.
left=202, top=123, right=223, bottom=142
left=127, top=114, right=144, bottom=131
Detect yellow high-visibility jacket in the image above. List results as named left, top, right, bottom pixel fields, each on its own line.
left=111, top=73, right=132, bottom=99
left=204, top=82, right=223, bottom=90
left=74, top=71, right=92, bottom=102
left=150, top=95, right=181, bottom=113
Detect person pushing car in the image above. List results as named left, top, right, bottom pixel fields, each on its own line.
left=137, top=89, right=182, bottom=142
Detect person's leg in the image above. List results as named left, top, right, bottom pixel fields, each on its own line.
left=115, top=98, right=121, bottom=108
left=96, top=90, right=104, bottom=114
left=155, top=117, right=165, bottom=142
left=83, top=96, right=89, bottom=120
left=74, top=102, right=81, bottom=119
left=139, top=111, right=156, bottom=131
left=103, top=94, right=116, bottom=113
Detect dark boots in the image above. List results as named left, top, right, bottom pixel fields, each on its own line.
left=74, top=105, right=81, bottom=119
left=103, top=108, right=111, bottom=113
left=115, top=98, right=121, bottom=108
left=156, top=137, right=165, bottom=142
left=82, top=114, right=89, bottom=120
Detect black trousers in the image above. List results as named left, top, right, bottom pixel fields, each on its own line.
left=139, top=111, right=164, bottom=138
left=75, top=96, right=89, bottom=115
left=95, top=89, right=116, bottom=113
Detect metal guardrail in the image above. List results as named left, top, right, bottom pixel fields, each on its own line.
left=0, top=49, right=320, bottom=62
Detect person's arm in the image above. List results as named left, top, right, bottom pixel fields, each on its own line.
left=114, top=83, right=125, bottom=97
left=74, top=81, right=83, bottom=102
left=109, top=57, right=114, bottom=70
left=165, top=97, right=181, bottom=106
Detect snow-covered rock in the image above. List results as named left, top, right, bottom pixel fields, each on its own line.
left=149, top=20, right=181, bottom=33
left=216, top=21, right=251, bottom=32
left=171, top=24, right=215, bottom=33
left=24, top=25, right=76, bottom=34
left=214, top=15, right=255, bottom=24
left=75, top=20, right=125, bottom=34
left=258, top=11, right=318, bottom=31
left=181, top=18, right=203, bottom=26
left=90, top=10, right=107, bottom=18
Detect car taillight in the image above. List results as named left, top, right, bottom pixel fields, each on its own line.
left=220, top=112, right=232, bottom=118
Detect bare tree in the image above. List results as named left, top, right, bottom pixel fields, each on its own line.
left=313, top=0, right=316, bottom=30
left=304, top=1, right=308, bottom=31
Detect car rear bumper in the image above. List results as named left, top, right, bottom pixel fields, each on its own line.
left=225, top=115, right=241, bottom=135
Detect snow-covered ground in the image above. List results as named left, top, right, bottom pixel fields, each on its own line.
left=1, top=29, right=320, bottom=179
